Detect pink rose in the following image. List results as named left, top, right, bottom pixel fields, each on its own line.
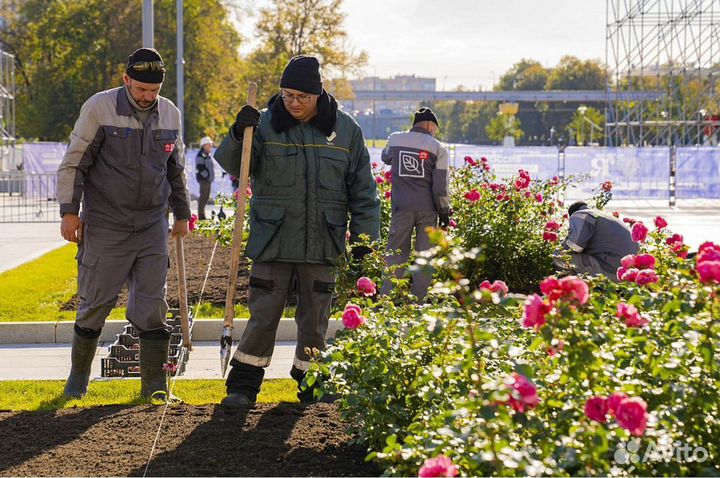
left=546, top=340, right=564, bottom=356
left=617, top=302, right=649, bottom=328
left=666, top=233, right=684, bottom=246
left=448, top=219, right=457, bottom=229
left=540, top=276, right=589, bottom=305
left=673, top=243, right=689, bottom=259
left=384, top=190, right=392, bottom=200
left=616, top=267, right=628, bottom=281
left=613, top=211, right=620, bottom=218
left=585, top=396, right=609, bottom=423
left=634, top=253, right=656, bottom=270
left=464, top=155, right=478, bottom=167
left=631, top=222, right=648, bottom=242
left=635, top=269, right=658, bottom=286
left=607, top=392, right=628, bottom=416
left=514, top=170, right=531, bottom=190
left=356, top=277, right=377, bottom=296
left=615, top=397, right=649, bottom=436
left=696, top=261, right=720, bottom=283
left=543, top=231, right=558, bottom=242
left=418, top=455, right=458, bottom=477
left=479, top=280, right=492, bottom=291
left=620, top=254, right=636, bottom=269
left=654, top=216, right=668, bottom=229
left=188, top=214, right=198, bottom=232
left=491, top=280, right=509, bottom=296
left=620, top=268, right=640, bottom=282
left=535, top=193, right=543, bottom=203
left=384, top=170, right=393, bottom=183
left=480, top=156, right=488, bottom=163
left=507, top=373, right=540, bottom=413
left=371, top=161, right=379, bottom=169
left=522, top=294, right=549, bottom=329
left=375, top=176, right=385, bottom=184
left=545, top=221, right=561, bottom=231
left=464, top=189, right=481, bottom=202
left=697, top=242, right=720, bottom=263
left=483, top=163, right=491, bottom=171
left=342, top=304, right=365, bottom=329
left=601, top=181, right=613, bottom=192
left=524, top=191, right=532, bottom=198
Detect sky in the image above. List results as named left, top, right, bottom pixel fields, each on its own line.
left=229, top=0, right=608, bottom=91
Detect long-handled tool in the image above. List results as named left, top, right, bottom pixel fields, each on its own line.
left=220, top=82, right=258, bottom=376
left=175, top=234, right=192, bottom=350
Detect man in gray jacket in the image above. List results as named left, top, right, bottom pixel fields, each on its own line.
left=558, top=201, right=639, bottom=279
left=379, top=108, right=450, bottom=301
left=57, top=48, right=191, bottom=399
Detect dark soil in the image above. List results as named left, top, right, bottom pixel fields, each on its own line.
left=61, top=234, right=251, bottom=311
left=0, top=403, right=380, bottom=477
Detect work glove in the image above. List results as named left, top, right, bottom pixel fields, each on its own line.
left=231, top=105, right=261, bottom=138
left=438, top=209, right=451, bottom=229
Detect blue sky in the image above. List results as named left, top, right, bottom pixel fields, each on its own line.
left=232, top=0, right=608, bottom=90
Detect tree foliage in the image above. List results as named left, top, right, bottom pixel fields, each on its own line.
left=1, top=0, right=246, bottom=142
left=245, top=0, right=367, bottom=105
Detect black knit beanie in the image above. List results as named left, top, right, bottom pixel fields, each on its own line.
left=280, top=55, right=323, bottom=95
left=126, top=48, right=165, bottom=84
left=413, top=107, right=439, bottom=126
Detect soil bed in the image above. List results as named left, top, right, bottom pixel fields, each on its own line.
left=0, top=403, right=379, bottom=477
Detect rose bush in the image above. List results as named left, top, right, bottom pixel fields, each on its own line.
left=307, top=223, right=720, bottom=476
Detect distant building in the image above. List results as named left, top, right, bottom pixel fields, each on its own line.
left=341, top=75, right=436, bottom=139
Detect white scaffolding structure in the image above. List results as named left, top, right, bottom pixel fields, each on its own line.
left=606, top=0, right=720, bottom=146
left=0, top=49, right=15, bottom=170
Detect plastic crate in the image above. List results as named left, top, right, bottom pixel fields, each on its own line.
left=100, top=308, right=193, bottom=378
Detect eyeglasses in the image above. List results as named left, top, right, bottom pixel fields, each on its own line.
left=281, top=91, right=314, bottom=104
left=129, top=60, right=166, bottom=73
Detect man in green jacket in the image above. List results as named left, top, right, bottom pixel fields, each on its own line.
left=214, top=55, right=380, bottom=408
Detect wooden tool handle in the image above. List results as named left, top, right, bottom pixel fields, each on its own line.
left=224, top=83, right=258, bottom=328
left=175, top=234, right=192, bottom=349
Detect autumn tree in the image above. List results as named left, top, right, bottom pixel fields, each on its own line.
left=244, top=0, right=367, bottom=105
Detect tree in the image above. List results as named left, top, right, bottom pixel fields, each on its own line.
left=245, top=0, right=367, bottom=105
left=541, top=55, right=606, bottom=140
left=568, top=105, right=605, bottom=145
left=496, top=59, right=550, bottom=145
left=1, top=0, right=246, bottom=142
left=486, top=115, right=523, bottom=144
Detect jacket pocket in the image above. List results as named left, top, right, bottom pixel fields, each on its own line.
left=323, top=208, right=348, bottom=260
left=262, top=144, right=297, bottom=187
left=151, top=129, right=178, bottom=170
left=103, top=126, right=134, bottom=168
left=245, top=205, right=285, bottom=260
left=318, top=148, right=348, bottom=192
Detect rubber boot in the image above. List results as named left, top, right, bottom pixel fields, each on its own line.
left=63, top=332, right=99, bottom=398
left=139, top=337, right=170, bottom=399
left=221, top=360, right=264, bottom=410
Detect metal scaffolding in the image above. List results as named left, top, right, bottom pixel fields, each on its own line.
left=606, top=0, right=720, bottom=146
left=0, top=49, right=15, bottom=170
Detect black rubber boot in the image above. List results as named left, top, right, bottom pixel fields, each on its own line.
left=221, top=360, right=264, bottom=410
left=291, top=365, right=336, bottom=404
left=63, top=332, right=99, bottom=398
left=139, top=337, right=170, bottom=399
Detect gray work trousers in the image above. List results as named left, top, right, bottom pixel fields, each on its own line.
left=75, top=220, right=171, bottom=334
left=379, top=210, right=437, bottom=301
left=231, top=261, right=336, bottom=372
left=553, top=253, right=618, bottom=282
left=197, top=180, right=211, bottom=220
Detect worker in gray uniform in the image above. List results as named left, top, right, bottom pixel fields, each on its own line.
left=379, top=107, right=450, bottom=301
left=57, top=48, right=191, bottom=399
left=557, top=201, right=639, bottom=280
left=214, top=55, right=380, bottom=408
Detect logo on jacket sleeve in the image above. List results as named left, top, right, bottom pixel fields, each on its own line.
left=419, top=150, right=429, bottom=160
left=398, top=150, right=425, bottom=178
left=164, top=143, right=175, bottom=153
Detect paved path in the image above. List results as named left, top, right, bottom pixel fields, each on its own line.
left=0, top=341, right=296, bottom=381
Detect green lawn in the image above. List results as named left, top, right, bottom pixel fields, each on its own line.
left=0, top=245, right=296, bottom=322
left=0, top=379, right=298, bottom=411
